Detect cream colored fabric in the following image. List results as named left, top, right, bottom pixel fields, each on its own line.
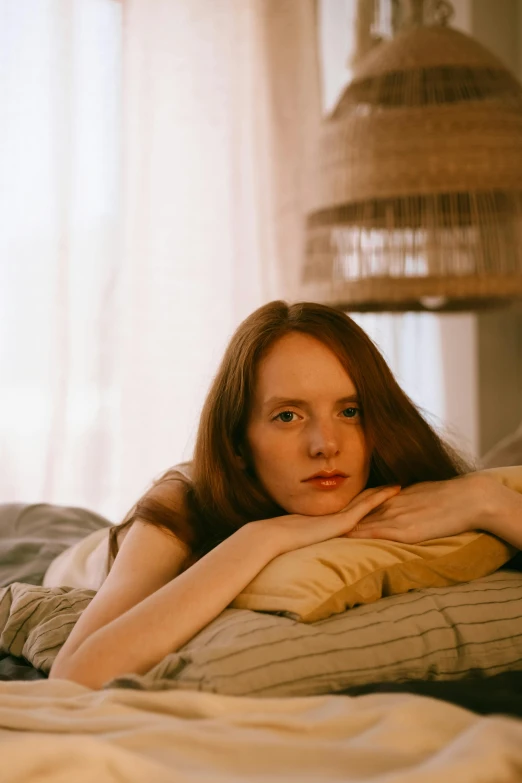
left=1, top=680, right=522, bottom=783
left=43, top=526, right=111, bottom=590
left=232, top=466, right=522, bottom=621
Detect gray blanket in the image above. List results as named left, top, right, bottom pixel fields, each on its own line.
left=0, top=503, right=111, bottom=587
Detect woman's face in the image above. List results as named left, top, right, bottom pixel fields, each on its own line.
left=246, top=332, right=370, bottom=516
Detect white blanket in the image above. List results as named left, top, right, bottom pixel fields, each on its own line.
left=1, top=680, right=522, bottom=782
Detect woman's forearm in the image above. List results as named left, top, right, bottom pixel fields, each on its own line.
left=49, top=522, right=279, bottom=689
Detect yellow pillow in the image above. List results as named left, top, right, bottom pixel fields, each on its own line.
left=231, top=466, right=521, bottom=622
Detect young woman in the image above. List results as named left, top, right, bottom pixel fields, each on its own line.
left=49, top=301, right=522, bottom=689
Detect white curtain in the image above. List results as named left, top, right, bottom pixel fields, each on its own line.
left=1, top=0, right=122, bottom=516
left=2, top=0, right=475, bottom=525
left=0, top=0, right=319, bottom=521
left=116, top=0, right=319, bottom=517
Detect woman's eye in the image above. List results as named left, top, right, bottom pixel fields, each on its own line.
left=341, top=407, right=360, bottom=419
left=275, top=411, right=296, bottom=423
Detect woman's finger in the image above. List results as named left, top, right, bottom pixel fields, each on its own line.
left=362, top=507, right=403, bottom=524
left=343, top=485, right=401, bottom=514
left=347, top=524, right=413, bottom=541
left=336, top=486, right=401, bottom=537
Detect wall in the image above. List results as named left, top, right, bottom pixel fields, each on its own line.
left=462, top=0, right=522, bottom=456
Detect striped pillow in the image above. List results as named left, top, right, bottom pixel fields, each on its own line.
left=3, top=572, right=522, bottom=699
left=113, top=569, right=522, bottom=697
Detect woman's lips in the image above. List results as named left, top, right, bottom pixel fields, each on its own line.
left=304, top=476, right=347, bottom=491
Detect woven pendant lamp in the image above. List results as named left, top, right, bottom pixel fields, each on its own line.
left=302, top=2, right=522, bottom=312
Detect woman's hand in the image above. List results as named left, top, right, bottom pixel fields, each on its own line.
left=258, top=485, right=401, bottom=557
left=345, top=472, right=517, bottom=545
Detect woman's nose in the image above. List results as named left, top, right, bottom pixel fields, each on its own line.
left=308, top=421, right=341, bottom=459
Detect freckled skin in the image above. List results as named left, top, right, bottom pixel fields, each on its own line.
left=246, top=332, right=370, bottom=517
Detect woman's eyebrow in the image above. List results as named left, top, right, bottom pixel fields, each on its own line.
left=263, top=394, right=359, bottom=409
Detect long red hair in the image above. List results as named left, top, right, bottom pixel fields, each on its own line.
left=109, top=301, right=468, bottom=566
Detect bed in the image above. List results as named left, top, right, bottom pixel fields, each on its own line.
left=1, top=490, right=522, bottom=783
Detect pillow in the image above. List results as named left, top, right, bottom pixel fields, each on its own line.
left=42, top=526, right=112, bottom=590
left=112, top=569, right=522, bottom=697
left=5, top=572, right=522, bottom=698
left=481, top=464, right=522, bottom=491
left=231, top=466, right=522, bottom=622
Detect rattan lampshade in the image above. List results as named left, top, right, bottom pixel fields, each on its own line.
left=302, top=23, right=522, bottom=311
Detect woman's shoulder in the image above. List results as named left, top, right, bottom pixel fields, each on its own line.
left=110, top=462, right=196, bottom=571
left=134, top=463, right=194, bottom=521
left=129, top=462, right=194, bottom=514
left=155, top=461, right=193, bottom=486
left=171, top=461, right=193, bottom=482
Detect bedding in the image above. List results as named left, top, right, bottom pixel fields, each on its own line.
left=2, top=679, right=522, bottom=783
left=1, top=496, right=522, bottom=781
left=233, top=531, right=515, bottom=621
left=42, top=525, right=111, bottom=589
left=341, top=670, right=522, bottom=716
left=0, top=653, right=46, bottom=681
left=2, top=571, right=522, bottom=698
left=0, top=502, right=111, bottom=587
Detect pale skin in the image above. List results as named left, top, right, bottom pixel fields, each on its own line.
left=246, top=331, right=372, bottom=517
left=247, top=332, right=522, bottom=548
left=346, top=472, right=522, bottom=548
left=49, top=331, right=522, bottom=689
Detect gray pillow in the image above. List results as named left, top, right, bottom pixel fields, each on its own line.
left=111, top=569, right=522, bottom=697
left=2, top=571, right=522, bottom=697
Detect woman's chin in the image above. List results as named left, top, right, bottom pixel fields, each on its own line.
left=289, top=496, right=351, bottom=517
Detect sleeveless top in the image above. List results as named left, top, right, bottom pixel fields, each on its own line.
left=43, top=462, right=194, bottom=591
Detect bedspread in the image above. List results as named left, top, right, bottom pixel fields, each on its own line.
left=2, top=582, right=522, bottom=781
left=1, top=679, right=522, bottom=782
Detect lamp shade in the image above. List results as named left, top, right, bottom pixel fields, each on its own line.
left=302, top=24, right=522, bottom=311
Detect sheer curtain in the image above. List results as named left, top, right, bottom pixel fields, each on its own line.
left=0, top=0, right=320, bottom=521
left=2, top=0, right=474, bottom=525
left=0, top=0, right=122, bottom=516
left=116, top=0, right=320, bottom=517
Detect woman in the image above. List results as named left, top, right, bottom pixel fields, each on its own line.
left=49, top=301, right=522, bottom=689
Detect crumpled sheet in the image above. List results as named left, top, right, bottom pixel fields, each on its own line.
left=1, top=679, right=522, bottom=783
